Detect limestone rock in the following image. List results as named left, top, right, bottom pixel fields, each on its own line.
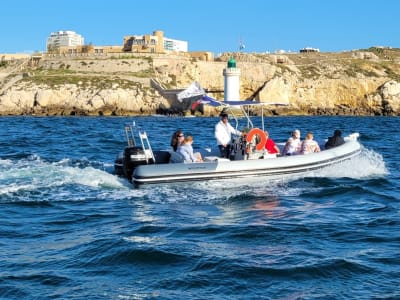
left=378, top=80, right=400, bottom=114
left=1, top=50, right=400, bottom=115
left=352, top=51, right=379, bottom=60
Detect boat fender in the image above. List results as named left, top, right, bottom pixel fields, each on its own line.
left=246, top=128, right=267, bottom=151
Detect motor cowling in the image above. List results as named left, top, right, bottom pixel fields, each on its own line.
left=123, top=146, right=149, bottom=179
left=230, top=136, right=247, bottom=160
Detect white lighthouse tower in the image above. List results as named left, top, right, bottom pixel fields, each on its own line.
left=223, top=57, right=241, bottom=102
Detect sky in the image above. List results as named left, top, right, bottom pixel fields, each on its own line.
left=1, top=0, right=399, bottom=55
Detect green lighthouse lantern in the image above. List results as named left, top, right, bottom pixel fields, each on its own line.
left=227, top=57, right=236, bottom=68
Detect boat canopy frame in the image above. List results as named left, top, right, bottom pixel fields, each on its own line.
left=177, top=81, right=288, bottom=133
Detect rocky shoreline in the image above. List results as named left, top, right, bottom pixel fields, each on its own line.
left=1, top=48, right=400, bottom=116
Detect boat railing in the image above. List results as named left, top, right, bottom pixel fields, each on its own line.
left=124, top=121, right=156, bottom=163
left=124, top=124, right=136, bottom=147
left=138, top=131, right=156, bottom=163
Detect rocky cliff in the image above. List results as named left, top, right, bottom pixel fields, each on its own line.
left=1, top=47, right=400, bottom=116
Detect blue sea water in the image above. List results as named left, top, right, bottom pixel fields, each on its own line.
left=0, top=115, right=398, bottom=299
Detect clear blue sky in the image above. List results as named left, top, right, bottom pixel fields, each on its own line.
left=1, top=0, right=399, bottom=55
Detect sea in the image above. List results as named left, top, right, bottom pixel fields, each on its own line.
left=0, top=115, right=398, bottom=300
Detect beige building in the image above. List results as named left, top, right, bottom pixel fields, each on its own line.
left=123, top=30, right=188, bottom=53
left=123, top=30, right=165, bottom=53
left=56, top=45, right=122, bottom=55
left=1, top=53, right=32, bottom=61
left=189, top=51, right=214, bottom=61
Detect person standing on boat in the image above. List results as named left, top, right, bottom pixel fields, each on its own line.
left=215, top=113, right=242, bottom=158
left=282, top=129, right=302, bottom=155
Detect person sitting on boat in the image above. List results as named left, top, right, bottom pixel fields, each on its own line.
left=215, top=113, right=242, bottom=158
left=170, top=130, right=184, bottom=152
left=282, top=129, right=302, bottom=155
left=301, top=132, right=321, bottom=154
left=264, top=131, right=280, bottom=155
left=177, top=135, right=203, bottom=163
left=325, top=129, right=345, bottom=149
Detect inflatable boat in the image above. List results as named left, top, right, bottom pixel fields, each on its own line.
left=114, top=130, right=361, bottom=186
left=114, top=82, right=362, bottom=186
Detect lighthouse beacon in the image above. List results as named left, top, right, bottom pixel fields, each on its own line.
left=223, top=57, right=241, bottom=102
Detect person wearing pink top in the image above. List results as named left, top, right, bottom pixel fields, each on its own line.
left=301, top=132, right=321, bottom=154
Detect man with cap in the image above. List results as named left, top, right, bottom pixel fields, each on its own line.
left=215, top=112, right=242, bottom=158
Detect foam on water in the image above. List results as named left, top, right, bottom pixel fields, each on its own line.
left=309, top=147, right=388, bottom=179
left=0, top=155, right=128, bottom=198
left=0, top=147, right=387, bottom=203
left=0, top=116, right=398, bottom=299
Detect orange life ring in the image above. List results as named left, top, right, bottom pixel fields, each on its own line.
left=246, top=128, right=267, bottom=151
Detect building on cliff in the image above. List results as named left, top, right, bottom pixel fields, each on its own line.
left=46, top=29, right=187, bottom=55
left=299, top=47, right=320, bottom=53
left=44, top=29, right=213, bottom=61
left=0, top=53, right=31, bottom=61
left=123, top=30, right=187, bottom=53
left=47, top=31, right=84, bottom=52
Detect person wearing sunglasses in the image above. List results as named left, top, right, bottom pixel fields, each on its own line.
left=170, top=130, right=185, bottom=152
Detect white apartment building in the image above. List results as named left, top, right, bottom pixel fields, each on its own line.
left=47, top=31, right=84, bottom=50
left=163, top=38, right=188, bottom=52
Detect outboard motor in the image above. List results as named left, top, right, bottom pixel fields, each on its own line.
left=230, top=136, right=247, bottom=160
left=123, top=146, right=151, bottom=179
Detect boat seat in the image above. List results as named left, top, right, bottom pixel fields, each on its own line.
left=262, top=153, right=277, bottom=159
left=204, top=156, right=230, bottom=162
left=169, top=152, right=184, bottom=163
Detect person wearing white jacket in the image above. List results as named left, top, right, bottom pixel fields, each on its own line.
left=215, top=113, right=242, bottom=158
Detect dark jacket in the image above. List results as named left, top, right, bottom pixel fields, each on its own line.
left=325, top=136, right=345, bottom=149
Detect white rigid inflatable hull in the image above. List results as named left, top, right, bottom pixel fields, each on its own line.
left=132, top=138, right=361, bottom=185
